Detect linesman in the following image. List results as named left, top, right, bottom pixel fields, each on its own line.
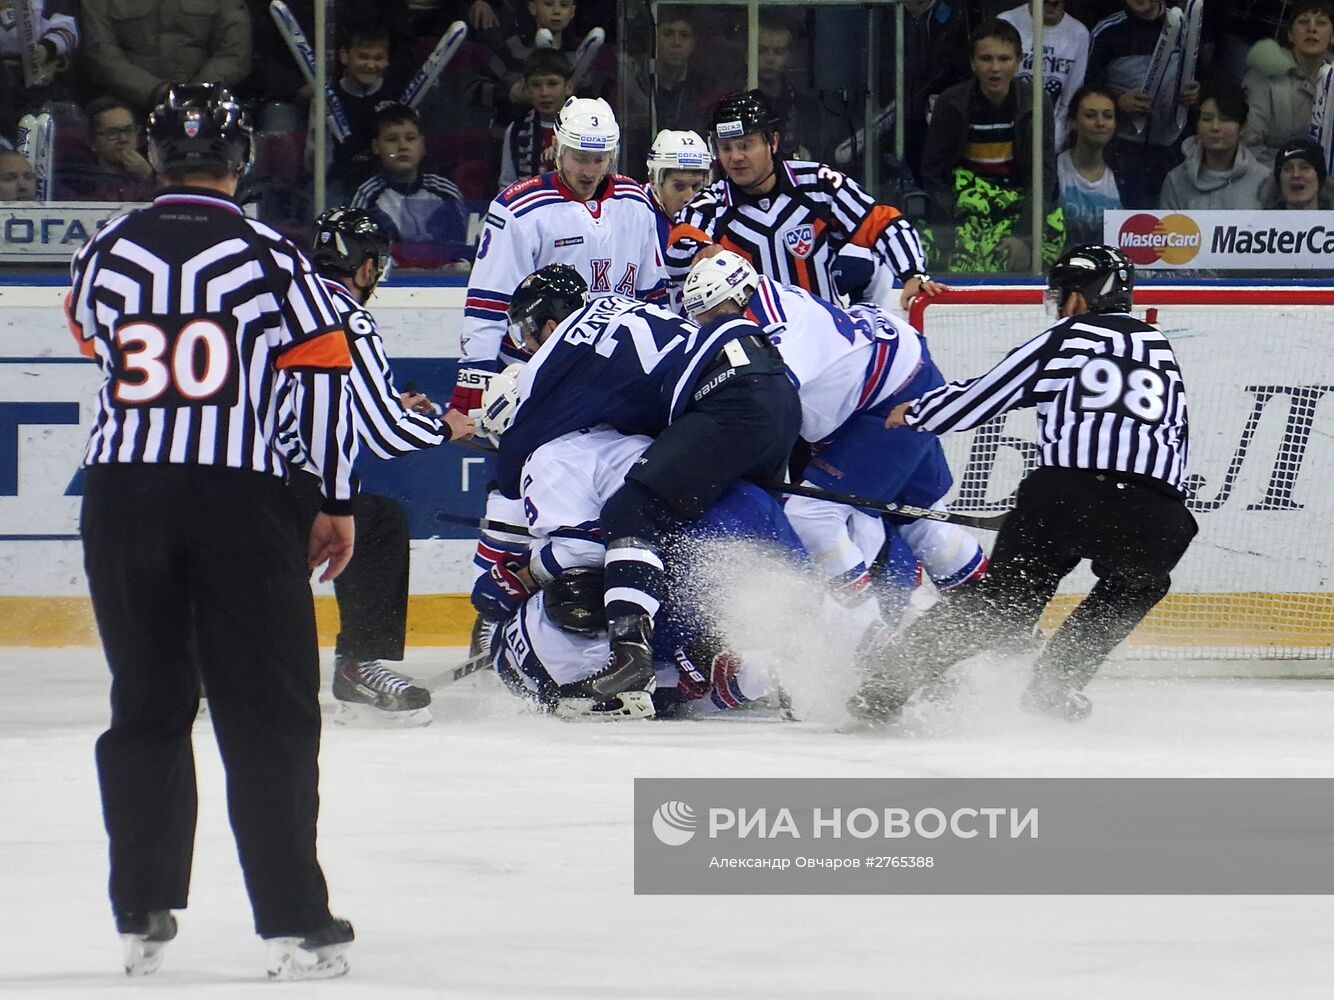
left=849, top=245, right=1197, bottom=723
left=69, top=84, right=357, bottom=980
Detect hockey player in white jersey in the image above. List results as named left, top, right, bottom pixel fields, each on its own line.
left=474, top=422, right=800, bottom=719
left=644, top=129, right=711, bottom=253
left=682, top=250, right=988, bottom=647
left=447, top=96, right=669, bottom=416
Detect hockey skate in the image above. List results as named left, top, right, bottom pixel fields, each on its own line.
left=1020, top=673, right=1092, bottom=722
left=555, top=616, right=657, bottom=721
left=117, top=909, right=177, bottom=976
left=265, top=917, right=354, bottom=981
left=332, top=655, right=432, bottom=726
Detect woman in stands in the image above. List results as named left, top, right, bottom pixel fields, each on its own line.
left=1056, top=86, right=1126, bottom=247
left=1158, top=82, right=1269, bottom=211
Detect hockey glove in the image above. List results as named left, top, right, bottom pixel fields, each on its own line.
left=471, top=552, right=537, bottom=622
left=448, top=366, right=497, bottom=417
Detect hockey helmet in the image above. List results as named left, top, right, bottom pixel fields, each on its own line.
left=554, top=96, right=619, bottom=157
left=506, top=263, right=588, bottom=349
left=1046, top=244, right=1134, bottom=317
left=646, top=129, right=710, bottom=185
left=543, top=567, right=607, bottom=635
left=478, top=363, right=525, bottom=438
left=311, top=207, right=392, bottom=284
left=147, top=83, right=252, bottom=176
left=682, top=250, right=758, bottom=318
left=708, top=89, right=781, bottom=150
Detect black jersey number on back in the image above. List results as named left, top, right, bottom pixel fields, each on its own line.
left=1077, top=356, right=1168, bottom=424
left=111, top=314, right=239, bottom=408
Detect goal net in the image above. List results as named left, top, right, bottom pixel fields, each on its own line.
left=910, top=287, right=1334, bottom=661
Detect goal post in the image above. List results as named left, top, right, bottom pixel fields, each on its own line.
left=908, top=286, right=1334, bottom=660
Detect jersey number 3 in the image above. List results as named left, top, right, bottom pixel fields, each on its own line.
left=1077, top=357, right=1168, bottom=423
left=112, top=315, right=239, bottom=408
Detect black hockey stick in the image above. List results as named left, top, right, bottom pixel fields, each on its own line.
left=756, top=480, right=1009, bottom=532
left=436, top=511, right=531, bottom=535
left=445, top=439, right=1007, bottom=530
left=419, top=650, right=492, bottom=691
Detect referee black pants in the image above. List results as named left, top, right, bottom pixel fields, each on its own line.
left=882, top=465, right=1198, bottom=694
left=82, top=464, right=333, bottom=938
left=289, top=472, right=412, bottom=662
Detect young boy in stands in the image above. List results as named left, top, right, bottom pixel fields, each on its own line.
left=320, top=22, right=410, bottom=193
left=497, top=49, right=572, bottom=189
left=351, top=103, right=470, bottom=268
left=57, top=97, right=156, bottom=202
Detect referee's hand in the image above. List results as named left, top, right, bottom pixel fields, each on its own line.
left=309, top=513, right=355, bottom=583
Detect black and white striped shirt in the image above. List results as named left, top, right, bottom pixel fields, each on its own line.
left=278, top=280, right=446, bottom=466
left=906, top=312, right=1189, bottom=490
left=66, top=189, right=358, bottom=510
left=666, top=159, right=926, bottom=301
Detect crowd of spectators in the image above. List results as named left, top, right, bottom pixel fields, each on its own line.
left=0, top=0, right=1329, bottom=274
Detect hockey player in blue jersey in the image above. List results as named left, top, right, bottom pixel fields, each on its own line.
left=488, top=263, right=801, bottom=707
left=681, top=248, right=988, bottom=652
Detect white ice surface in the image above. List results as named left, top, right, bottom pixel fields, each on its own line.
left=2, top=645, right=1332, bottom=999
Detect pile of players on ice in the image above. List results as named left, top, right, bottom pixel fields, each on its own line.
left=371, top=96, right=1189, bottom=728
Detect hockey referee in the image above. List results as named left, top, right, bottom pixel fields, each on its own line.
left=68, top=84, right=356, bottom=980
left=849, top=245, right=1197, bottom=723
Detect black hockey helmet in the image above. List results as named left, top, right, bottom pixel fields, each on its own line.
left=312, top=206, right=392, bottom=284
left=507, top=264, right=588, bottom=346
left=543, top=567, right=606, bottom=635
left=709, top=89, right=781, bottom=148
left=1046, top=244, right=1134, bottom=316
left=147, top=82, right=252, bottom=176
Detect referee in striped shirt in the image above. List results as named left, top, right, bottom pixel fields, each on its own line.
left=850, top=245, right=1197, bottom=723
left=69, top=85, right=358, bottom=977
left=289, top=207, right=475, bottom=724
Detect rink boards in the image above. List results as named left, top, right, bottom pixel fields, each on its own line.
left=3, top=281, right=1331, bottom=657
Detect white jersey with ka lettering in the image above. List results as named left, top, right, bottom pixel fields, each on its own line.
left=521, top=426, right=651, bottom=583
left=461, top=171, right=669, bottom=369
left=744, top=277, right=925, bottom=443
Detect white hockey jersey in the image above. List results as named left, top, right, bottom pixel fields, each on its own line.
left=461, top=171, right=669, bottom=368
left=745, top=277, right=924, bottom=443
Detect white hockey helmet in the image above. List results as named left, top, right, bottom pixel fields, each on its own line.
left=682, top=250, right=758, bottom=318
left=646, top=129, right=709, bottom=186
left=478, top=364, right=525, bottom=440
left=554, top=97, right=619, bottom=157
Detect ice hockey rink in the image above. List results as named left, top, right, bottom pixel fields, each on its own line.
left=3, top=642, right=1332, bottom=1000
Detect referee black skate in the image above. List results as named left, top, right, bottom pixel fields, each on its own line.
left=848, top=245, right=1197, bottom=723
left=70, top=84, right=357, bottom=980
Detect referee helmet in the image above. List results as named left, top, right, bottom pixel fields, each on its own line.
left=1046, top=244, right=1134, bottom=316
left=147, top=83, right=252, bottom=177
left=312, top=207, right=392, bottom=285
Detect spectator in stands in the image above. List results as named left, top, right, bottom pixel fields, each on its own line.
left=497, top=49, right=570, bottom=189
left=351, top=102, right=470, bottom=268
left=0, top=147, right=35, bottom=199
left=83, top=0, right=251, bottom=111
left=1057, top=85, right=1126, bottom=245
left=648, top=8, right=714, bottom=133
left=468, top=0, right=582, bottom=127
left=999, top=0, right=1091, bottom=148
left=878, top=0, right=971, bottom=184
left=0, top=0, right=79, bottom=98
left=1242, top=0, right=1334, bottom=166
left=754, top=14, right=824, bottom=161
left=1086, top=0, right=1200, bottom=209
left=919, top=18, right=1063, bottom=272
left=56, top=97, right=156, bottom=202
left=1159, top=83, right=1268, bottom=210
left=1260, top=134, right=1334, bottom=208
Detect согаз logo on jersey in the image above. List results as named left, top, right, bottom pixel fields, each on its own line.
left=782, top=224, right=815, bottom=260
left=651, top=801, right=698, bottom=846
left=1116, top=213, right=1201, bottom=266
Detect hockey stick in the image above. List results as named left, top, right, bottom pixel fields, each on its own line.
left=419, top=650, right=492, bottom=691
left=569, top=27, right=605, bottom=88
left=14, top=0, right=50, bottom=88
left=757, top=480, right=1009, bottom=531
left=400, top=20, right=468, bottom=109
left=269, top=0, right=351, bottom=142
left=16, top=112, right=53, bottom=201
left=437, top=510, right=531, bottom=535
